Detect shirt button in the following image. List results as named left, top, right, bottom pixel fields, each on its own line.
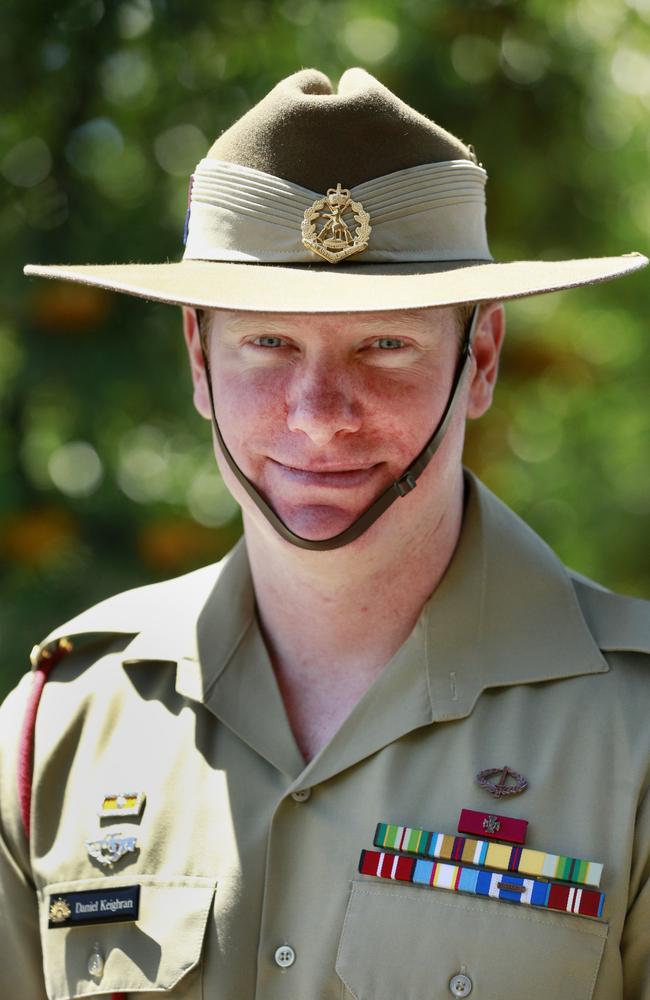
left=449, top=972, right=472, bottom=996
left=87, top=947, right=104, bottom=979
left=274, top=944, right=296, bottom=968
left=291, top=788, right=311, bottom=802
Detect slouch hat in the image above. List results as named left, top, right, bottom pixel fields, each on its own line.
left=25, top=67, right=647, bottom=312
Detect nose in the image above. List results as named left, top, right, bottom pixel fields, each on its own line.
left=285, top=362, right=362, bottom=445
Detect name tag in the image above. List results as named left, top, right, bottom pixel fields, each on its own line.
left=48, top=885, right=140, bottom=928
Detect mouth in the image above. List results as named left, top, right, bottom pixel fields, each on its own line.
left=267, top=458, right=382, bottom=489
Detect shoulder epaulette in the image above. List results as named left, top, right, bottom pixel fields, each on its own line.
left=30, top=559, right=226, bottom=670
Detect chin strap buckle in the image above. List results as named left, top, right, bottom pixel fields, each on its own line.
left=395, top=472, right=417, bottom=497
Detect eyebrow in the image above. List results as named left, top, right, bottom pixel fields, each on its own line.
left=225, top=316, right=297, bottom=335
left=224, top=310, right=435, bottom=336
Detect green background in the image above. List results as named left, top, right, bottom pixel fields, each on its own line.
left=1, top=0, right=648, bottom=699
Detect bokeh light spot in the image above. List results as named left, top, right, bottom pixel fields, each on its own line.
left=1, top=509, right=77, bottom=566
left=1, top=138, right=52, bottom=188
left=101, top=50, right=154, bottom=103
left=500, top=35, right=550, bottom=84
left=187, top=468, right=240, bottom=527
left=154, top=124, right=208, bottom=176
left=66, top=118, right=124, bottom=178
left=342, top=18, right=400, bottom=63
left=118, top=425, right=170, bottom=502
left=451, top=35, right=499, bottom=84
left=93, top=142, right=151, bottom=205
left=49, top=441, right=104, bottom=498
left=610, top=47, right=650, bottom=96
left=118, top=0, right=154, bottom=39
left=571, top=0, right=626, bottom=43
left=507, top=405, right=563, bottom=463
left=33, top=283, right=111, bottom=331
left=41, top=41, right=70, bottom=70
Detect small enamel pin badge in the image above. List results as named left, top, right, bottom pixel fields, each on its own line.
left=98, top=792, right=145, bottom=819
left=86, top=832, right=139, bottom=868
left=458, top=808, right=528, bottom=845
left=476, top=766, right=528, bottom=798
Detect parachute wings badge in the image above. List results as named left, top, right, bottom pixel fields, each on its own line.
left=86, top=832, right=139, bottom=868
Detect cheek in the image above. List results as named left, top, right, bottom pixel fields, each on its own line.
left=366, top=374, right=450, bottom=454
left=212, top=369, right=287, bottom=441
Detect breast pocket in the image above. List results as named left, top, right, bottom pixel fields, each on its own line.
left=336, top=880, right=608, bottom=1000
left=38, top=874, right=216, bottom=999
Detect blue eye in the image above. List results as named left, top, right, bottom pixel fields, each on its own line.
left=375, top=338, right=404, bottom=349
left=254, top=336, right=285, bottom=348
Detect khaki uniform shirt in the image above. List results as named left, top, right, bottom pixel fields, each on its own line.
left=1, top=474, right=648, bottom=1000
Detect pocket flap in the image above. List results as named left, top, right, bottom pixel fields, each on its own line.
left=39, top=875, right=216, bottom=999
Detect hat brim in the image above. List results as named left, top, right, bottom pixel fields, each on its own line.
left=24, top=254, right=647, bottom=313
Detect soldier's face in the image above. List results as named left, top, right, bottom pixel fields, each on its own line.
left=185, top=306, right=502, bottom=543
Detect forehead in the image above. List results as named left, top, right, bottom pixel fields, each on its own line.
left=210, top=306, right=458, bottom=339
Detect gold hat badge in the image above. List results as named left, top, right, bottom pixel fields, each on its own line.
left=302, top=183, right=371, bottom=263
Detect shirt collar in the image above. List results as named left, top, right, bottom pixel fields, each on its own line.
left=420, top=470, right=608, bottom=721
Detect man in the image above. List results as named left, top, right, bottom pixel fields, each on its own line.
left=1, top=68, right=648, bottom=999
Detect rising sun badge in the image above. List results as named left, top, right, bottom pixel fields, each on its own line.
left=48, top=898, right=71, bottom=924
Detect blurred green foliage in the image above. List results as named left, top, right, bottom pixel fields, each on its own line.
left=1, top=0, right=648, bottom=698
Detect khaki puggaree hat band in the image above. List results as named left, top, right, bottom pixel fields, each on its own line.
left=183, top=159, right=491, bottom=264
left=24, top=67, right=647, bottom=312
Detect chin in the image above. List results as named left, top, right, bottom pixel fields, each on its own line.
left=272, top=502, right=362, bottom=542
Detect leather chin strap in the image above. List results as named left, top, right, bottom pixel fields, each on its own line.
left=199, top=305, right=479, bottom=551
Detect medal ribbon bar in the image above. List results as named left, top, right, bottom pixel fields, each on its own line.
left=374, top=822, right=603, bottom=888
left=359, top=849, right=604, bottom=920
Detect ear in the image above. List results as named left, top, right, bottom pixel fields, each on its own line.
left=182, top=306, right=213, bottom=421
left=466, top=302, right=506, bottom=420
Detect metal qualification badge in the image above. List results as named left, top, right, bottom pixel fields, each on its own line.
left=86, top=832, right=139, bottom=868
